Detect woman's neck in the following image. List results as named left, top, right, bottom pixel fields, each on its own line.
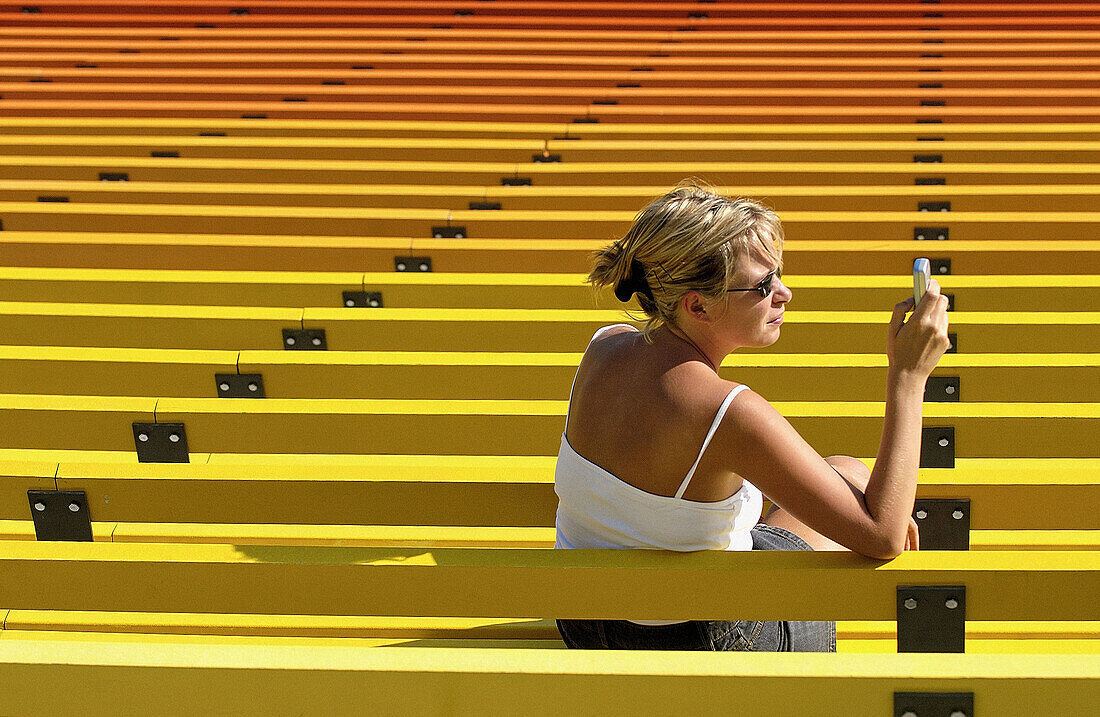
left=661, top=323, right=721, bottom=373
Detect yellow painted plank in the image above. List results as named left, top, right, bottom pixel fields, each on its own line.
left=0, top=456, right=1077, bottom=528
left=6, top=136, right=1100, bottom=165
left=146, top=395, right=1100, bottom=457
left=2, top=232, right=1094, bottom=274
left=5, top=300, right=1098, bottom=353
left=3, top=265, right=1098, bottom=311
left=1, top=117, right=1096, bottom=139
left=0, top=395, right=157, bottom=452
left=4, top=156, right=1100, bottom=193
left=0, top=301, right=299, bottom=350
left=302, top=307, right=1100, bottom=352
left=1, top=641, right=1098, bottom=717
left=4, top=520, right=1094, bottom=551
left=4, top=200, right=1100, bottom=241
left=0, top=541, right=1096, bottom=621
left=7, top=610, right=1098, bottom=643
left=0, top=346, right=239, bottom=398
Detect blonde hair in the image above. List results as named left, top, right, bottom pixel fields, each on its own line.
left=589, top=180, right=784, bottom=339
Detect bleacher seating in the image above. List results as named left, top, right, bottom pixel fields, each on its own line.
left=1, top=1, right=1098, bottom=714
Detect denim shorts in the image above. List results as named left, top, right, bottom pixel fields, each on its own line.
left=555, top=523, right=837, bottom=652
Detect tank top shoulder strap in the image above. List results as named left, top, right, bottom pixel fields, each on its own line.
left=674, top=383, right=751, bottom=499
left=564, top=324, right=637, bottom=433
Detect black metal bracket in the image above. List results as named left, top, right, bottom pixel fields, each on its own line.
left=895, top=692, right=974, bottom=717
left=915, top=227, right=948, bottom=241
left=915, top=177, right=946, bottom=185
left=98, top=172, right=129, bottom=181
left=343, top=291, right=383, bottom=308
left=431, top=226, right=466, bottom=238
left=920, top=100, right=946, bottom=107
left=918, top=201, right=950, bottom=212
left=28, top=490, right=92, bottom=541
left=913, top=499, right=970, bottom=550
left=37, top=196, right=69, bottom=202
left=897, top=586, right=966, bottom=652
left=943, top=293, right=954, bottom=310
left=913, top=155, right=943, bottom=163
left=133, top=422, right=190, bottom=463
left=501, top=177, right=532, bottom=186
left=920, top=426, right=955, bottom=468
left=151, top=151, right=179, bottom=158
left=946, top=332, right=957, bottom=353
left=283, top=328, right=326, bottom=350
left=469, top=202, right=502, bottom=210
left=395, top=256, right=432, bottom=272
left=216, top=373, right=265, bottom=398
left=532, top=154, right=562, bottom=163
left=929, top=258, right=951, bottom=275
left=571, top=117, right=599, bottom=124
left=924, top=376, right=959, bottom=402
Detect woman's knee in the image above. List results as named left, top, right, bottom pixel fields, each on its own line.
left=825, top=455, right=870, bottom=488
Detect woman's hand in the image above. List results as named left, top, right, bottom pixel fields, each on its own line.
left=903, top=515, right=920, bottom=551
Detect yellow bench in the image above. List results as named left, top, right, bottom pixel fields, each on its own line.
left=0, top=394, right=1095, bottom=458
left=3, top=267, right=1098, bottom=311
left=5, top=178, right=1100, bottom=212
left=2, top=346, right=1096, bottom=402
left=3, top=302, right=1097, bottom=352
left=3, top=231, right=1094, bottom=274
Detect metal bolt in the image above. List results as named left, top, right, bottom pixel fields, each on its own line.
left=952, top=509, right=964, bottom=519
left=345, top=299, right=355, bottom=307
left=68, top=502, right=80, bottom=513
left=941, top=207, right=948, bottom=212
left=138, top=433, right=149, bottom=442
left=904, top=598, right=918, bottom=610
left=916, top=232, right=926, bottom=240
left=433, top=232, right=442, bottom=238
left=248, top=382, right=258, bottom=392
left=396, top=262, right=407, bottom=271
left=938, top=266, right=948, bottom=274
left=369, top=299, right=379, bottom=307
left=169, top=433, right=180, bottom=443
left=915, top=509, right=928, bottom=520
left=936, top=233, right=946, bottom=240
left=311, top=337, right=322, bottom=346
left=945, top=385, right=956, bottom=394
left=219, top=382, right=230, bottom=392
left=902, top=712, right=918, bottom=717
left=455, top=232, right=464, bottom=239
left=950, top=711, right=967, bottom=717
left=945, top=598, right=959, bottom=609
left=938, top=437, right=950, bottom=447
left=919, top=208, right=928, bottom=212
left=33, top=501, right=46, bottom=512
left=286, top=336, right=296, bottom=346
left=419, top=263, right=429, bottom=272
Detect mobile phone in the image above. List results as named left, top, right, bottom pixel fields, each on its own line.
left=913, top=258, right=931, bottom=306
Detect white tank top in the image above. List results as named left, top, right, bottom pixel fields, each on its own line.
left=553, top=325, right=764, bottom=625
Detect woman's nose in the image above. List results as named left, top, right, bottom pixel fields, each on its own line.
left=774, top=278, right=792, bottom=303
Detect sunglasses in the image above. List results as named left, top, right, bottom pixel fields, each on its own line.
left=727, top=268, right=782, bottom=298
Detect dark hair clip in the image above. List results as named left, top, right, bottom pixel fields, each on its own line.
left=614, top=259, right=654, bottom=302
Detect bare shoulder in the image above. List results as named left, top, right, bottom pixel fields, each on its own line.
left=590, top=323, right=638, bottom=344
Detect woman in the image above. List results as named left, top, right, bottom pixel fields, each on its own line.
left=554, top=183, right=951, bottom=651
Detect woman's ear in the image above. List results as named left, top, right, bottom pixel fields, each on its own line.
left=680, top=291, right=710, bottom=322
